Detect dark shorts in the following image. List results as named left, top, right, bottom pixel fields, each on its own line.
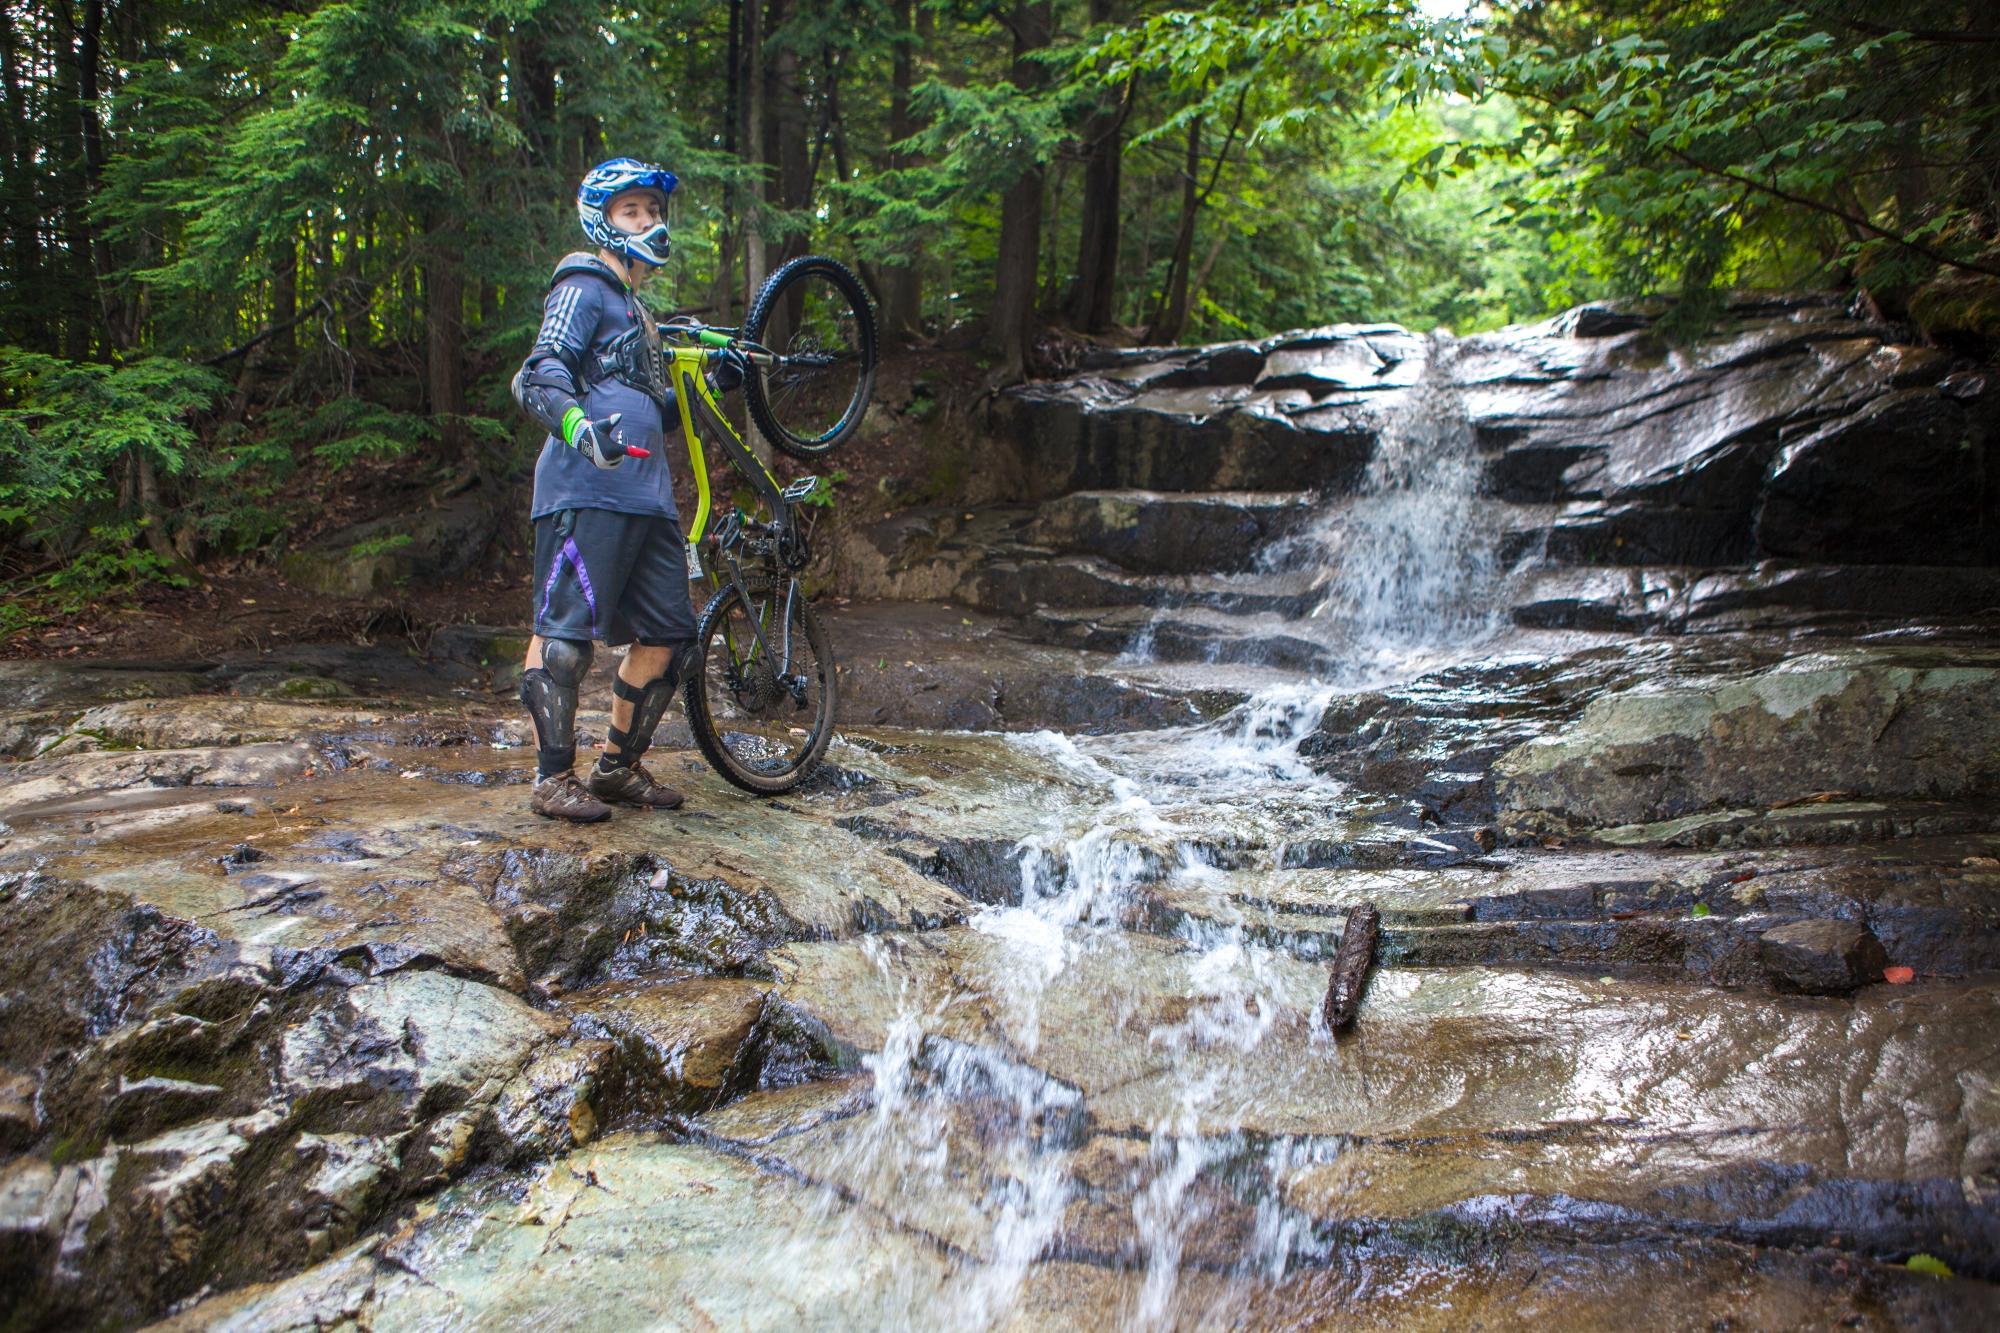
left=532, top=507, right=697, bottom=647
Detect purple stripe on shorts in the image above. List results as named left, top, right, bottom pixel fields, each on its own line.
left=538, top=535, right=601, bottom=637
left=539, top=548, right=566, bottom=625
left=562, top=537, right=599, bottom=635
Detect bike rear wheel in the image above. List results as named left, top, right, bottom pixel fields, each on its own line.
left=684, top=579, right=837, bottom=795
left=743, top=255, right=878, bottom=459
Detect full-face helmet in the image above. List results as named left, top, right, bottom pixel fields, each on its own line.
left=578, top=158, right=678, bottom=267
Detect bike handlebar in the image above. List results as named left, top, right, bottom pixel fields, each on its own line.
left=660, top=321, right=772, bottom=363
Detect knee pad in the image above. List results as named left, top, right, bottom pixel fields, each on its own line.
left=520, top=638, right=593, bottom=777
left=541, top=637, right=593, bottom=687
left=605, top=639, right=694, bottom=763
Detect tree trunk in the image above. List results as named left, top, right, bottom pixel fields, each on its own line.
left=1146, top=111, right=1202, bottom=345
left=1067, top=3, right=1126, bottom=333
left=0, top=6, right=38, bottom=345
left=987, top=0, right=1053, bottom=382
left=766, top=0, right=811, bottom=271
left=1146, top=85, right=1246, bottom=345
left=709, top=0, right=742, bottom=324
left=740, top=0, right=772, bottom=463
left=76, top=0, right=130, bottom=347
left=742, top=0, right=767, bottom=321
left=271, top=248, right=298, bottom=363
left=515, top=22, right=557, bottom=163
left=879, top=0, right=925, bottom=342
left=1185, top=226, right=1229, bottom=321
left=133, top=450, right=179, bottom=566
left=825, top=56, right=889, bottom=315
left=424, top=212, right=468, bottom=455
left=51, top=1, right=93, bottom=357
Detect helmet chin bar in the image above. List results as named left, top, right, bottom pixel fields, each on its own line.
left=620, top=222, right=672, bottom=268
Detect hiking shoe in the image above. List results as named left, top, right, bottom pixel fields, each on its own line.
left=530, top=771, right=611, bottom=823
left=586, top=760, right=686, bottom=810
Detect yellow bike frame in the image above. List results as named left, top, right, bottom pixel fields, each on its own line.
left=663, top=342, right=787, bottom=585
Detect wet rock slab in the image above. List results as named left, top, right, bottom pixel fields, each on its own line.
left=1494, top=647, right=2000, bottom=842
left=0, top=656, right=1996, bottom=1328
left=154, top=1132, right=1997, bottom=1333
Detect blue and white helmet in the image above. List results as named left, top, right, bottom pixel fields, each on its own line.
left=578, top=158, right=678, bottom=267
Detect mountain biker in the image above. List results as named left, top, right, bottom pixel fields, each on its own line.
left=510, top=158, right=737, bottom=823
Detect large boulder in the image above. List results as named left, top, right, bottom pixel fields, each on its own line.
left=279, top=491, right=500, bottom=598
left=1493, top=655, right=2000, bottom=839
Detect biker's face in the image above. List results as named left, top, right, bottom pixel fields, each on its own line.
left=606, top=190, right=664, bottom=235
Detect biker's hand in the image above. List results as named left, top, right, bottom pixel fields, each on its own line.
left=561, top=408, right=651, bottom=469
left=708, top=348, right=747, bottom=394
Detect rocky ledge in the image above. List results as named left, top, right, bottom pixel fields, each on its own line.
left=834, top=296, right=1999, bottom=672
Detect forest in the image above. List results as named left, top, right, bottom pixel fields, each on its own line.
left=1, top=0, right=1995, bottom=626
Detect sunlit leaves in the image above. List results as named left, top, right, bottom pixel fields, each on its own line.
left=1478, top=2, right=1998, bottom=321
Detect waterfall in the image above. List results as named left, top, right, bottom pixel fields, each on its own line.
left=1291, top=336, right=1506, bottom=678
left=1111, top=333, right=1509, bottom=684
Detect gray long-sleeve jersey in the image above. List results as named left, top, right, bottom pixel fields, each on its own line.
left=521, top=261, right=679, bottom=521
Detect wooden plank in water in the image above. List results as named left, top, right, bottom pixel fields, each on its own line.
left=1322, top=903, right=1380, bottom=1032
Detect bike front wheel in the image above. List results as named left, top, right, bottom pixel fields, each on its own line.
left=684, top=580, right=838, bottom=795
left=743, top=255, right=878, bottom=459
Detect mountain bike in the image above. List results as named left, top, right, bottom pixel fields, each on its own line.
left=658, top=255, right=877, bottom=795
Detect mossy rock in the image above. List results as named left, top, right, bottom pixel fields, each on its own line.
left=281, top=494, right=499, bottom=598
left=483, top=633, right=533, bottom=665
left=1910, top=269, right=2000, bottom=342
left=260, top=675, right=354, bottom=700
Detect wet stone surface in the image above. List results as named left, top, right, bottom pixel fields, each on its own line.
left=0, top=624, right=1996, bottom=1330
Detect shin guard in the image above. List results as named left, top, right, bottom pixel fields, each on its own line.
left=520, top=638, right=593, bottom=778
left=602, top=647, right=690, bottom=768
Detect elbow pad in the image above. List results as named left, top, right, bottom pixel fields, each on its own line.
left=512, top=356, right=582, bottom=440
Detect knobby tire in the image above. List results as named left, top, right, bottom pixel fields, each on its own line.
left=743, top=255, right=878, bottom=459
left=683, top=581, right=838, bottom=795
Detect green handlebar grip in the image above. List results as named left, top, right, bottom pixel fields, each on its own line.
left=695, top=329, right=734, bottom=349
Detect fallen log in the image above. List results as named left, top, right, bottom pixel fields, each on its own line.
left=1322, top=903, right=1380, bottom=1032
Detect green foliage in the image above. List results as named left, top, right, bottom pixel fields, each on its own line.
left=0, top=349, right=221, bottom=518
left=797, top=469, right=850, bottom=510
left=40, top=522, right=195, bottom=609
left=1478, top=1, right=2000, bottom=325
left=294, top=400, right=434, bottom=469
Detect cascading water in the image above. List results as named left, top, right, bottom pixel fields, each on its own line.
left=779, top=338, right=1517, bottom=1328
left=779, top=691, right=1366, bottom=1327
left=1304, top=338, right=1504, bottom=669
left=1116, top=334, right=1509, bottom=686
